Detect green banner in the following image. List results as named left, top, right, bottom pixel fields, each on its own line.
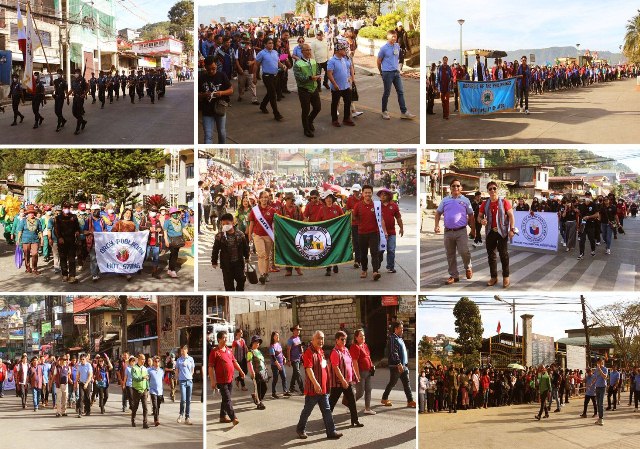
left=274, top=214, right=353, bottom=268
left=41, top=322, right=51, bottom=335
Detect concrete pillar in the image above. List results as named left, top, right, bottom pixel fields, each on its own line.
left=521, top=314, right=534, bottom=367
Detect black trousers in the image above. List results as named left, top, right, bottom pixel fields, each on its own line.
left=121, top=83, right=127, bottom=97
left=107, top=86, right=113, bottom=102
left=97, top=386, right=109, bottom=411
left=98, top=88, right=106, bottom=106
left=150, top=393, right=162, bottom=422
left=32, top=99, right=43, bottom=122
left=137, top=84, right=144, bottom=99
left=382, top=367, right=413, bottom=402
left=330, top=88, right=351, bottom=122
left=256, top=379, right=267, bottom=403
left=59, top=242, right=77, bottom=277
left=260, top=74, right=279, bottom=116
left=607, top=386, right=618, bottom=409
left=579, top=222, right=597, bottom=254
left=329, top=384, right=358, bottom=424
left=72, top=96, right=85, bottom=129
left=317, top=61, right=328, bottom=90
left=129, top=86, right=136, bottom=103
left=583, top=395, right=597, bottom=415
left=168, top=246, right=180, bottom=271
left=453, top=87, right=459, bottom=110
left=203, top=205, right=211, bottom=225
left=122, top=386, right=132, bottom=409
left=222, top=260, right=246, bottom=291
left=474, top=221, right=482, bottom=243
left=131, top=388, right=148, bottom=424
left=54, top=96, right=65, bottom=124
left=12, top=97, right=23, bottom=122
left=78, top=382, right=91, bottom=415
left=90, top=86, right=96, bottom=101
left=486, top=230, right=509, bottom=278
left=519, top=85, right=529, bottom=109
left=351, top=226, right=360, bottom=263
left=537, top=392, right=549, bottom=417
left=217, top=382, right=236, bottom=420
left=148, top=85, right=156, bottom=103
left=298, top=88, right=321, bottom=132
left=358, top=232, right=381, bottom=272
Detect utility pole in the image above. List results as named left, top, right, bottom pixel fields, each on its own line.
left=119, top=295, right=128, bottom=357
left=581, top=295, right=591, bottom=368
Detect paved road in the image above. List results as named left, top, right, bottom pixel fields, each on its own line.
left=0, top=233, right=195, bottom=292
left=0, top=383, right=203, bottom=449
left=0, top=81, right=194, bottom=145
left=198, top=70, right=420, bottom=144
left=198, top=196, right=418, bottom=292
left=209, top=362, right=416, bottom=448
left=420, top=211, right=640, bottom=291
left=426, top=78, right=640, bottom=144
left=420, top=392, right=640, bottom=449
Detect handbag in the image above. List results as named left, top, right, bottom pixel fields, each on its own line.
left=96, top=380, right=107, bottom=389
left=351, top=82, right=359, bottom=102
left=213, top=98, right=229, bottom=116
left=169, top=235, right=186, bottom=248
left=245, top=262, right=258, bottom=284
left=256, top=368, right=271, bottom=383
left=369, top=365, right=376, bottom=377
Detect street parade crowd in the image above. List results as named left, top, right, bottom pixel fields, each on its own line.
left=200, top=159, right=416, bottom=290
left=434, top=178, right=637, bottom=287
left=0, top=346, right=196, bottom=428
left=197, top=17, right=415, bottom=143
left=209, top=321, right=415, bottom=439
left=419, top=361, right=640, bottom=426
left=6, top=66, right=174, bottom=135
left=428, top=54, right=639, bottom=117
left=0, top=198, right=193, bottom=283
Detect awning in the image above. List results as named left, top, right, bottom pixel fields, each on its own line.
left=127, top=336, right=158, bottom=343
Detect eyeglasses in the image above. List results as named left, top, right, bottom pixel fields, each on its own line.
left=451, top=185, right=461, bottom=188
left=338, top=338, right=346, bottom=341
left=488, top=187, right=498, bottom=191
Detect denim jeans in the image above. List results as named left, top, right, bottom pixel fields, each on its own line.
left=146, top=245, right=160, bottom=267
left=596, top=386, right=606, bottom=419
left=202, top=114, right=227, bottom=144
left=382, top=367, right=413, bottom=402
left=549, top=387, right=560, bottom=410
left=179, top=379, right=193, bottom=418
left=296, top=394, right=336, bottom=436
left=380, top=234, right=397, bottom=270
left=290, top=360, right=304, bottom=392
left=381, top=70, right=407, bottom=113
left=271, top=365, right=288, bottom=394
left=418, top=392, right=426, bottom=412
left=89, top=247, right=100, bottom=277
left=600, top=223, right=613, bottom=250
left=32, top=387, right=41, bottom=410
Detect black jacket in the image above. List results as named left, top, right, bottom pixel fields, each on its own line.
left=211, top=229, right=249, bottom=268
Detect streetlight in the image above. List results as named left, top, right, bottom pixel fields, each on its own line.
left=576, top=43, right=580, bottom=62
left=457, top=19, right=465, bottom=65
left=494, top=295, right=516, bottom=360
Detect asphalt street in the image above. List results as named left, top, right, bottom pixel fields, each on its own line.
left=0, top=233, right=195, bottom=292
left=198, top=196, right=418, bottom=292
left=420, top=210, right=640, bottom=291
left=420, top=392, right=640, bottom=449
left=0, top=81, right=194, bottom=145
left=0, top=383, right=203, bottom=449
left=427, top=78, right=640, bottom=144
left=208, top=361, right=416, bottom=448
left=198, top=70, right=420, bottom=145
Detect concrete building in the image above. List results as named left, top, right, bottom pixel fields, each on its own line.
left=131, top=36, right=184, bottom=73
left=458, top=164, right=553, bottom=198
left=22, top=164, right=57, bottom=203
left=157, top=296, right=203, bottom=377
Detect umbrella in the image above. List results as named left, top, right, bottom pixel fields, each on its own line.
left=507, top=363, right=525, bottom=370
left=15, top=245, right=23, bottom=269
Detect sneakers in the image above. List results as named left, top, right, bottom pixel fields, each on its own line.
left=525, top=109, right=530, bottom=114
left=363, top=408, right=377, bottom=415
left=387, top=268, right=396, bottom=273
left=407, top=401, right=416, bottom=408
left=68, top=276, right=78, bottom=284
left=381, top=111, right=391, bottom=120
left=562, top=241, right=566, bottom=247
left=177, top=415, right=183, bottom=423
left=185, top=418, right=193, bottom=425
left=400, top=111, right=416, bottom=119
left=591, top=251, right=596, bottom=257
left=606, top=249, right=611, bottom=255
left=259, top=274, right=266, bottom=285
left=595, top=419, right=604, bottom=426
left=381, top=399, right=392, bottom=406
left=352, top=111, right=364, bottom=118
left=577, top=253, right=584, bottom=260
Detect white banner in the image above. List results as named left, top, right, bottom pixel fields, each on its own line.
left=566, top=345, right=586, bottom=373
left=314, top=1, right=328, bottom=18
left=94, top=231, right=149, bottom=274
left=511, top=211, right=559, bottom=252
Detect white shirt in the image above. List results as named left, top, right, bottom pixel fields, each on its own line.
left=310, top=38, right=329, bottom=64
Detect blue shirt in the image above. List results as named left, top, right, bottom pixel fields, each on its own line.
left=256, top=49, right=279, bottom=75
left=176, top=355, right=194, bottom=381
left=292, top=45, right=303, bottom=59
left=327, top=55, right=351, bottom=91
left=164, top=218, right=183, bottom=237
left=609, top=370, right=620, bottom=387
left=148, top=366, right=164, bottom=396
left=378, top=42, right=400, bottom=72
left=634, top=374, right=640, bottom=391
left=388, top=333, right=408, bottom=366
left=16, top=217, right=42, bottom=244
left=436, top=195, right=473, bottom=229
left=42, top=363, right=51, bottom=383
left=585, top=373, right=596, bottom=396
left=595, top=365, right=608, bottom=388
left=77, top=362, right=92, bottom=383
left=125, top=366, right=133, bottom=387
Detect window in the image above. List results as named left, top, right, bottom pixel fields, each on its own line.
left=111, top=314, right=121, bottom=327
left=185, top=163, right=194, bottom=179
left=180, top=299, right=188, bottom=315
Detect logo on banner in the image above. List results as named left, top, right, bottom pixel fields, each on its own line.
left=295, top=226, right=332, bottom=261
left=481, top=89, right=494, bottom=105
left=521, top=214, right=548, bottom=243
left=116, top=247, right=131, bottom=262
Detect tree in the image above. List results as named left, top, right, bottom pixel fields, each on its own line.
left=168, top=0, right=194, bottom=29
left=139, top=21, right=173, bottom=41
left=418, top=335, right=434, bottom=359
left=37, top=149, right=165, bottom=206
left=453, top=297, right=484, bottom=368
left=623, top=10, right=640, bottom=64
left=295, top=0, right=316, bottom=16
left=590, top=301, right=640, bottom=367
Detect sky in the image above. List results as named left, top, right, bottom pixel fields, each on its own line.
left=427, top=0, right=637, bottom=52
left=115, top=0, right=176, bottom=30
left=418, top=294, right=637, bottom=341
left=591, top=149, right=640, bottom=173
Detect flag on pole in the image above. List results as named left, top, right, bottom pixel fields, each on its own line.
left=496, top=321, right=501, bottom=334
left=516, top=322, right=519, bottom=339
left=274, top=213, right=353, bottom=268
left=314, top=1, right=329, bottom=19
left=21, top=1, right=35, bottom=91
left=16, top=1, right=26, bottom=59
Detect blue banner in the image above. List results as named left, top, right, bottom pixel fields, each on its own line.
left=459, top=78, right=516, bottom=115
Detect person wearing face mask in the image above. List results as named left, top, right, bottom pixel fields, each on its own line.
left=16, top=204, right=43, bottom=274
left=54, top=201, right=80, bottom=284
left=66, top=68, right=88, bottom=135
left=52, top=69, right=68, bottom=132
left=112, top=208, right=138, bottom=281
left=41, top=206, right=54, bottom=263
left=8, top=74, right=25, bottom=126
left=120, top=69, right=128, bottom=98
left=163, top=207, right=189, bottom=278
left=101, top=203, right=118, bottom=231
left=577, top=192, right=600, bottom=260
left=31, top=73, right=46, bottom=129
left=211, top=213, right=250, bottom=291
left=234, top=36, right=258, bottom=104
left=75, top=203, right=89, bottom=270
left=139, top=206, right=163, bottom=279
left=127, top=69, right=137, bottom=104
left=89, top=72, right=97, bottom=103
left=85, top=204, right=106, bottom=282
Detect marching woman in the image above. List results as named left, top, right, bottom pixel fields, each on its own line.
left=148, top=356, right=164, bottom=426
left=350, top=328, right=375, bottom=415
left=317, top=192, right=344, bottom=276
left=328, top=331, right=363, bottom=427
left=112, top=208, right=138, bottom=281
left=269, top=331, right=290, bottom=399
left=93, top=355, right=113, bottom=414
left=247, top=335, right=268, bottom=410
left=176, top=345, right=195, bottom=425
left=247, top=190, right=278, bottom=285
left=163, top=207, right=190, bottom=279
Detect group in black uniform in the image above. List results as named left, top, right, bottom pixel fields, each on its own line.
left=7, top=66, right=168, bottom=135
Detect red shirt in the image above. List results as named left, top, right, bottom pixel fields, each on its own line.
left=0, top=363, right=6, bottom=382
left=317, top=204, right=343, bottom=221
left=303, top=345, right=328, bottom=396
left=346, top=195, right=361, bottom=226
left=330, top=346, right=354, bottom=383
left=208, top=346, right=236, bottom=385
left=280, top=204, right=302, bottom=220
left=249, top=205, right=277, bottom=237
left=381, top=201, right=401, bottom=236
left=349, top=343, right=372, bottom=371
left=481, top=374, right=490, bottom=390
left=481, top=198, right=512, bottom=228
left=353, top=200, right=378, bottom=234
left=303, top=201, right=323, bottom=222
